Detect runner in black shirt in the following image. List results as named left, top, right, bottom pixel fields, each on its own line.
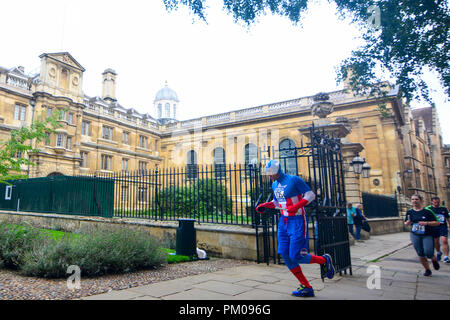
left=426, top=196, right=450, bottom=264
left=405, top=194, right=441, bottom=276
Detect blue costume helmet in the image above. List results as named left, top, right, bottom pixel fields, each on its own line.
left=264, top=160, right=282, bottom=175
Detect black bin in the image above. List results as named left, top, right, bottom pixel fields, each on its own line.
left=176, top=218, right=197, bottom=256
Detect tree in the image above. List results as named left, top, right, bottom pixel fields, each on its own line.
left=158, top=178, right=233, bottom=218
left=0, top=109, right=63, bottom=184
left=163, top=0, right=449, bottom=105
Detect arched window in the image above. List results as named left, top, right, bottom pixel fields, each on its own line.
left=47, top=172, right=64, bottom=177
left=279, top=138, right=297, bottom=175
left=244, top=143, right=258, bottom=173
left=213, top=147, right=226, bottom=178
left=157, top=104, right=162, bottom=118
left=187, top=150, right=198, bottom=179
left=165, top=103, right=170, bottom=118
left=173, top=104, right=177, bottom=119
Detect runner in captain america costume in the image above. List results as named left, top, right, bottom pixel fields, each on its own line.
left=256, top=160, right=335, bottom=297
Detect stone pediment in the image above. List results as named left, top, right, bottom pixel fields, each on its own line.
left=8, top=67, right=28, bottom=78
left=39, top=52, right=85, bottom=72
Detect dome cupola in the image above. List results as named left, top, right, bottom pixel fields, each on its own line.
left=154, top=81, right=179, bottom=103
left=154, top=81, right=179, bottom=124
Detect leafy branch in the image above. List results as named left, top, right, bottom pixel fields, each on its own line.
left=0, top=108, right=65, bottom=184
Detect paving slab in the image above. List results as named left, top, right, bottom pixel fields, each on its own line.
left=130, top=295, right=161, bottom=300
left=254, top=282, right=297, bottom=295
left=127, top=280, right=194, bottom=298
left=378, top=284, right=416, bottom=295
left=272, top=278, right=305, bottom=288
left=194, top=273, right=251, bottom=284
left=270, top=271, right=299, bottom=281
left=389, top=280, right=418, bottom=289
left=319, top=282, right=384, bottom=299
left=244, top=274, right=283, bottom=284
left=316, top=286, right=383, bottom=300
left=416, top=292, right=450, bottom=300
left=162, top=288, right=232, bottom=300
left=234, top=279, right=267, bottom=287
left=380, top=291, right=415, bottom=300
left=340, top=277, right=393, bottom=290
left=81, top=290, right=146, bottom=300
left=309, top=279, right=325, bottom=291
left=192, top=280, right=253, bottom=296
left=391, top=273, right=419, bottom=282
left=179, top=273, right=224, bottom=285
left=416, top=282, right=450, bottom=295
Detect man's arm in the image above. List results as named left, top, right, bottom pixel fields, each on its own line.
left=303, top=190, right=316, bottom=203
left=286, top=190, right=316, bottom=214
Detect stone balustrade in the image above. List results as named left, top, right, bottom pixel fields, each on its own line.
left=83, top=101, right=159, bottom=131
left=168, top=88, right=364, bottom=131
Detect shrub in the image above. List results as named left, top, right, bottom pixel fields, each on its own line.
left=21, top=236, right=76, bottom=278
left=158, top=178, right=233, bottom=217
left=0, top=222, right=45, bottom=269
left=0, top=221, right=168, bottom=278
left=76, top=228, right=167, bottom=277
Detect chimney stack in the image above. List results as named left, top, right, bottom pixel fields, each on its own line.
left=102, top=68, right=117, bottom=102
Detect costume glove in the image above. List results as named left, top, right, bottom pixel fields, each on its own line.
left=286, top=199, right=309, bottom=214
left=256, top=202, right=275, bottom=213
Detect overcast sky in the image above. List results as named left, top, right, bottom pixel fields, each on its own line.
left=1, top=0, right=448, bottom=142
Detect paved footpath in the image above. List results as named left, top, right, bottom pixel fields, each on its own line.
left=81, top=232, right=450, bottom=300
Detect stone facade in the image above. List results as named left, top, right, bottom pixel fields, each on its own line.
left=443, top=144, right=450, bottom=205
left=0, top=52, right=447, bottom=208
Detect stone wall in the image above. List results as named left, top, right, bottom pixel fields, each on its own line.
left=365, top=217, right=404, bottom=235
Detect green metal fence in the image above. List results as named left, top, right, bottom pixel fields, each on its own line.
left=0, top=176, right=114, bottom=218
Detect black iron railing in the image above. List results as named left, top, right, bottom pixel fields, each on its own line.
left=80, top=164, right=272, bottom=226
left=362, top=192, right=399, bottom=218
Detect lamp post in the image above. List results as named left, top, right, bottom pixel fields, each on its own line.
left=351, top=155, right=370, bottom=178
left=351, top=155, right=365, bottom=175
left=362, top=162, right=371, bottom=178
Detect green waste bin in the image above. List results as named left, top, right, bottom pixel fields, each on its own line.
left=176, top=218, right=197, bottom=257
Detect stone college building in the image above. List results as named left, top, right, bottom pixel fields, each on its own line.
left=0, top=52, right=448, bottom=210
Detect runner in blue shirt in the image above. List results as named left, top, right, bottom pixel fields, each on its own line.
left=426, top=196, right=450, bottom=263
left=256, top=160, right=335, bottom=297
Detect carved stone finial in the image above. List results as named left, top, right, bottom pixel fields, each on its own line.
left=312, top=92, right=330, bottom=102
left=311, top=92, right=334, bottom=123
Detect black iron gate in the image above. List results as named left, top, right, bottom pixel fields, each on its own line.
left=253, top=124, right=352, bottom=277
left=362, top=192, right=399, bottom=218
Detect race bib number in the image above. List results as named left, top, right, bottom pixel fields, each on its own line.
left=411, top=223, right=425, bottom=235
left=437, top=214, right=445, bottom=224
left=274, top=184, right=287, bottom=208
left=274, top=185, right=286, bottom=202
